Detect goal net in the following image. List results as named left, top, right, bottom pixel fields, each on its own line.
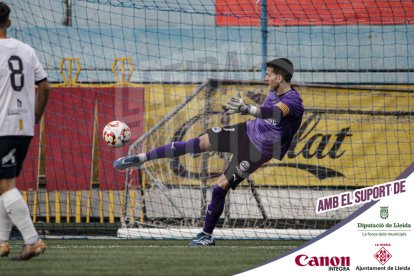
left=6, top=0, right=414, bottom=239
left=118, top=80, right=414, bottom=240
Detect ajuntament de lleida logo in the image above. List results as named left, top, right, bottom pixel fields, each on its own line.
left=380, top=206, right=389, bottom=219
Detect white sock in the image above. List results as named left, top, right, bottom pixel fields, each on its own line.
left=138, top=153, right=147, bottom=162
left=2, top=188, right=39, bottom=245
left=0, top=196, right=12, bottom=243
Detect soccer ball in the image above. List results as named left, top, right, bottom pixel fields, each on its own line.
left=103, top=121, right=131, bottom=148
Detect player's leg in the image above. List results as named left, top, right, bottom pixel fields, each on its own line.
left=189, top=123, right=272, bottom=246
left=0, top=137, right=46, bottom=260
left=0, top=195, right=12, bottom=257
left=113, top=133, right=212, bottom=170
left=188, top=174, right=229, bottom=246
left=0, top=137, right=15, bottom=257
left=189, top=156, right=271, bottom=247
left=188, top=124, right=241, bottom=246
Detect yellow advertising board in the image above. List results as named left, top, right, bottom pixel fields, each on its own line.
left=140, top=84, right=414, bottom=187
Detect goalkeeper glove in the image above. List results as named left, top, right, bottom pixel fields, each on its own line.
left=225, top=95, right=258, bottom=116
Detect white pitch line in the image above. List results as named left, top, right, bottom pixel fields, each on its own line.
left=40, top=245, right=297, bottom=250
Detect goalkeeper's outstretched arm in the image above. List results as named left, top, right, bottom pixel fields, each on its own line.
left=224, top=95, right=288, bottom=123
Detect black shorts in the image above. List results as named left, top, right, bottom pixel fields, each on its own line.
left=207, top=122, right=271, bottom=189
left=0, top=136, right=32, bottom=180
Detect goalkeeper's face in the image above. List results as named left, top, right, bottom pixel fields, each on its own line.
left=265, top=67, right=283, bottom=91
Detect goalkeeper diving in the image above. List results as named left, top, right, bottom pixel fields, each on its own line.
left=114, top=58, right=304, bottom=246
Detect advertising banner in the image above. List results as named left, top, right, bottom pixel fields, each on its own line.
left=146, top=85, right=414, bottom=187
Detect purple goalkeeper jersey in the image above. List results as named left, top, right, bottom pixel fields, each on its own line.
left=246, top=89, right=304, bottom=160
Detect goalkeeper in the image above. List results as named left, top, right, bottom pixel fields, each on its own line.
left=114, top=58, right=304, bottom=246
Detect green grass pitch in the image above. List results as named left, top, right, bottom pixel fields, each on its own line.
left=1, top=239, right=305, bottom=275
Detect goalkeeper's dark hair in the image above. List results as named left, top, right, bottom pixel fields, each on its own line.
left=266, top=58, right=294, bottom=82
left=0, top=1, right=10, bottom=27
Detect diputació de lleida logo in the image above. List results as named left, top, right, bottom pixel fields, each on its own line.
left=380, top=206, right=389, bottom=219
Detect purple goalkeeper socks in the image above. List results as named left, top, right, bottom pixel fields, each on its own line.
left=203, top=184, right=228, bottom=234
left=145, top=137, right=201, bottom=160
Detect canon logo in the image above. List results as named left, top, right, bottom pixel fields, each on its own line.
left=295, top=254, right=350, bottom=267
